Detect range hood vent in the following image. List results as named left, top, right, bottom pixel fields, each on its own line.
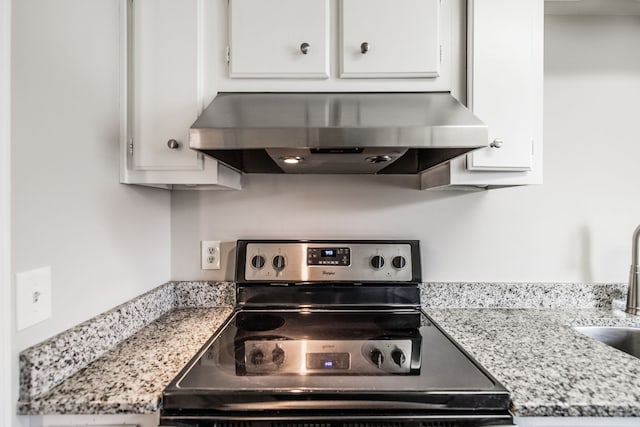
left=190, top=92, right=488, bottom=175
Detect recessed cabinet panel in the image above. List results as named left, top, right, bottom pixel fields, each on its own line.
left=340, top=0, right=440, bottom=78
left=466, top=0, right=536, bottom=171
left=229, top=0, right=330, bottom=78
left=132, top=0, right=202, bottom=170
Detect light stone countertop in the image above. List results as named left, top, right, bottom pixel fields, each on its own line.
left=17, top=282, right=640, bottom=418
left=426, top=308, right=640, bottom=417
left=19, top=306, right=640, bottom=417
left=18, top=307, right=233, bottom=414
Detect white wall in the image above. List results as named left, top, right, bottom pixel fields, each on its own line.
left=2, top=0, right=13, bottom=423
left=11, top=0, right=171, bottom=424
left=171, top=14, right=640, bottom=284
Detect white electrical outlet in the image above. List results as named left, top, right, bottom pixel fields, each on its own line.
left=16, top=266, right=52, bottom=330
left=201, top=240, right=221, bottom=270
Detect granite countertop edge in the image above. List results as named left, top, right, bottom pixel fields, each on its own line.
left=514, top=404, right=640, bottom=418
left=17, top=399, right=159, bottom=416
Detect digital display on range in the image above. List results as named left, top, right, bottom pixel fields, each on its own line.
left=306, top=353, right=350, bottom=370
left=307, top=247, right=351, bottom=266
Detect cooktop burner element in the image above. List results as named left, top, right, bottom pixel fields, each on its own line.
left=161, top=240, right=514, bottom=427
left=235, top=312, right=285, bottom=331
left=373, top=313, right=422, bottom=330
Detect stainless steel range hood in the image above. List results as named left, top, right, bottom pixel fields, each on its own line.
left=189, top=92, right=488, bottom=174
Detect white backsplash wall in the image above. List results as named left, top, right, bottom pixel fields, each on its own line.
left=171, top=14, right=640, bottom=283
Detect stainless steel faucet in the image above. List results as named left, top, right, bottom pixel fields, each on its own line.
left=626, top=224, right=640, bottom=315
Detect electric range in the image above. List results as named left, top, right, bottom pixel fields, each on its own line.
left=161, top=240, right=513, bottom=427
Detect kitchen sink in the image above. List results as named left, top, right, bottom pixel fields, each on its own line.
left=574, top=326, right=640, bottom=359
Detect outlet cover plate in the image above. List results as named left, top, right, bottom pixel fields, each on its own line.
left=16, top=266, right=52, bottom=330
left=201, top=240, right=221, bottom=270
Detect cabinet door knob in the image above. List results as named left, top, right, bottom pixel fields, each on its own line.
left=300, top=42, right=310, bottom=55
left=167, top=139, right=180, bottom=149
left=490, top=138, right=503, bottom=149
left=360, top=42, right=370, bottom=54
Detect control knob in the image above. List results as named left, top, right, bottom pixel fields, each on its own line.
left=272, top=345, right=285, bottom=367
left=251, top=255, right=265, bottom=269
left=273, top=255, right=286, bottom=271
left=371, top=255, right=385, bottom=269
left=249, top=349, right=265, bottom=366
left=391, top=348, right=406, bottom=367
left=392, top=256, right=406, bottom=269
left=370, top=348, right=384, bottom=368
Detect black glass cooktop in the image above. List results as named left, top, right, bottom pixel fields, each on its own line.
left=171, top=309, right=497, bottom=391
left=162, top=308, right=511, bottom=420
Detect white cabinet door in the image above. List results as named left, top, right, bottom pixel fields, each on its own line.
left=340, top=0, right=440, bottom=78
left=131, top=0, right=201, bottom=170
left=421, top=0, right=543, bottom=189
left=121, top=0, right=241, bottom=189
left=466, top=0, right=538, bottom=171
left=229, top=0, right=330, bottom=78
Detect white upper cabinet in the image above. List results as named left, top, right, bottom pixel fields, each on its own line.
left=421, top=0, right=543, bottom=189
left=216, top=0, right=456, bottom=92
left=466, top=0, right=537, bottom=172
left=340, top=0, right=441, bottom=78
left=131, top=0, right=201, bottom=171
left=121, top=0, right=241, bottom=189
left=227, top=0, right=442, bottom=81
left=229, top=0, right=330, bottom=78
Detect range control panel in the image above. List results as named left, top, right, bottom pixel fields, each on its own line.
left=239, top=339, right=416, bottom=375
left=240, top=241, right=417, bottom=283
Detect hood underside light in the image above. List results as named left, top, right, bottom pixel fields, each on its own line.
left=280, top=156, right=305, bottom=165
